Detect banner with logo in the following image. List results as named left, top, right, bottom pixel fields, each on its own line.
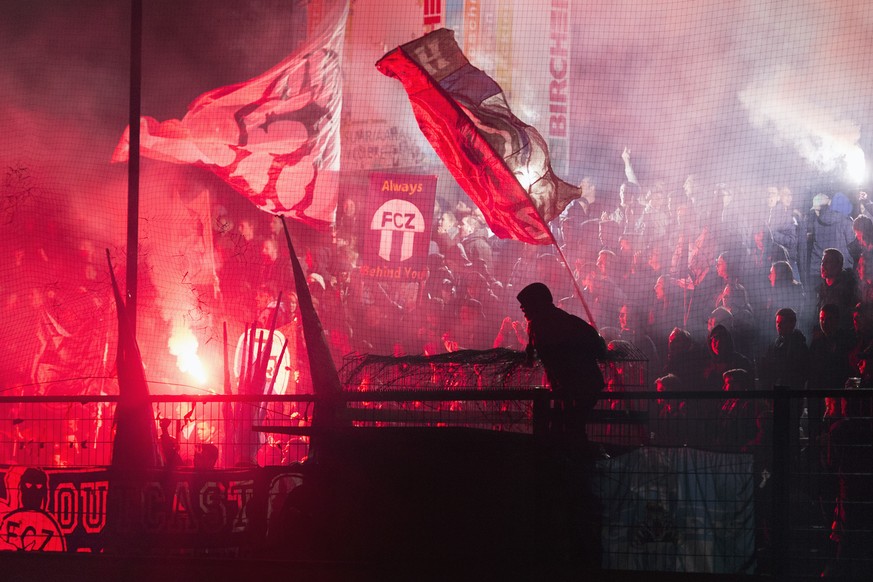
left=0, top=465, right=303, bottom=553
left=359, top=172, right=436, bottom=282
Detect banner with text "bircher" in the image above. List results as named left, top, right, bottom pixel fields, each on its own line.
left=360, top=172, right=436, bottom=282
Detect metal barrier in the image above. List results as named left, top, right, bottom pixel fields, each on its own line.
left=0, top=390, right=550, bottom=469
left=0, top=394, right=316, bottom=469
left=0, top=387, right=869, bottom=579
left=588, top=387, right=873, bottom=579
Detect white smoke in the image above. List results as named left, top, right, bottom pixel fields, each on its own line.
left=740, top=68, right=866, bottom=185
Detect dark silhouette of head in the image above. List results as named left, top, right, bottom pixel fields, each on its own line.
left=19, top=468, right=48, bottom=511
left=517, top=282, right=553, bottom=320
left=723, top=368, right=753, bottom=391
left=708, top=324, right=735, bottom=357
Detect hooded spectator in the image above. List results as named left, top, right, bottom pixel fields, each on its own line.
left=702, top=324, right=754, bottom=391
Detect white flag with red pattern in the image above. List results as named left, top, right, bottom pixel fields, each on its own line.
left=113, top=1, right=347, bottom=227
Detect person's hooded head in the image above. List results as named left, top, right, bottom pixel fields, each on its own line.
left=517, top=282, right=553, bottom=320
left=668, top=328, right=694, bottom=358
left=708, top=324, right=735, bottom=357
left=831, top=192, right=852, bottom=217
left=723, top=368, right=753, bottom=392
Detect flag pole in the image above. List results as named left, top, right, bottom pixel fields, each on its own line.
left=546, top=229, right=598, bottom=331
left=126, top=0, right=142, bottom=335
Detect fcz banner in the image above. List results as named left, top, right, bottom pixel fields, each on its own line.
left=359, top=172, right=436, bottom=282
left=0, top=465, right=302, bottom=553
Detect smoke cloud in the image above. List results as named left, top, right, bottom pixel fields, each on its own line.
left=1, top=0, right=871, bottom=390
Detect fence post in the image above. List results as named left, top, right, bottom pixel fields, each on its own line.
left=772, top=385, right=790, bottom=578
left=532, top=387, right=550, bottom=439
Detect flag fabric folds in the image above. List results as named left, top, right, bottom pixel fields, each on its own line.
left=376, top=28, right=578, bottom=245
left=106, top=251, right=161, bottom=470
left=113, top=1, right=348, bottom=227
left=280, top=216, right=344, bottom=437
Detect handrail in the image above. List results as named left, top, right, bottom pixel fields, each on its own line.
left=1, top=386, right=866, bottom=405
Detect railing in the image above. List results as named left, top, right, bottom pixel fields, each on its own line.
left=0, top=387, right=869, bottom=579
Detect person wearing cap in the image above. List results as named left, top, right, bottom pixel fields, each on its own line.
left=811, top=193, right=830, bottom=213
left=707, top=306, right=733, bottom=333
left=517, top=282, right=606, bottom=440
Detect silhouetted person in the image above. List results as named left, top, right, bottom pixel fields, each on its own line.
left=718, top=368, right=774, bottom=570
left=810, top=302, right=853, bottom=423
left=701, top=325, right=754, bottom=446
left=816, top=248, right=859, bottom=336
left=618, top=303, right=660, bottom=372
left=193, top=421, right=219, bottom=470
left=662, top=327, right=705, bottom=388
left=821, top=386, right=873, bottom=578
left=159, top=417, right=184, bottom=469
left=702, top=324, right=754, bottom=391
left=651, top=373, right=690, bottom=446
left=759, top=307, right=809, bottom=386
left=848, top=301, right=873, bottom=382
left=519, top=282, right=606, bottom=576
left=758, top=307, right=808, bottom=455
left=517, top=282, right=606, bottom=442
left=716, top=368, right=770, bottom=453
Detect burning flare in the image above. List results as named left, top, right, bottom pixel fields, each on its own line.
left=168, top=319, right=208, bottom=385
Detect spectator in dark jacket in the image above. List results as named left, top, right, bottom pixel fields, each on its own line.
left=702, top=324, right=754, bottom=391
left=758, top=307, right=809, bottom=453
left=809, top=304, right=854, bottom=440
left=809, top=193, right=854, bottom=276
left=518, top=282, right=606, bottom=440
left=759, top=307, right=808, bottom=385
left=817, top=249, right=860, bottom=335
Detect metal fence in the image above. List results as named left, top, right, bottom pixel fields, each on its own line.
left=0, top=388, right=870, bottom=579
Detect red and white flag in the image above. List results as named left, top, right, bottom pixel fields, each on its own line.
left=114, top=1, right=348, bottom=227
left=376, top=28, right=578, bottom=245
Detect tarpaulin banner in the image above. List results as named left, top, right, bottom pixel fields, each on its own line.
left=359, top=172, right=436, bottom=282
left=594, top=447, right=756, bottom=574
left=0, top=465, right=303, bottom=553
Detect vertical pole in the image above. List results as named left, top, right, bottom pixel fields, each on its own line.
left=532, top=386, right=550, bottom=439
left=126, top=0, right=142, bottom=334
left=772, top=385, right=790, bottom=578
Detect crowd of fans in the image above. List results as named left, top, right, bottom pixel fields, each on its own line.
left=293, top=153, right=873, bottom=404
left=5, top=150, right=873, bottom=573
left=280, top=153, right=873, bottom=575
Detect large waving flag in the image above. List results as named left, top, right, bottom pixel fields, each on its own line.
left=376, top=28, right=578, bottom=245
left=114, top=1, right=348, bottom=226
